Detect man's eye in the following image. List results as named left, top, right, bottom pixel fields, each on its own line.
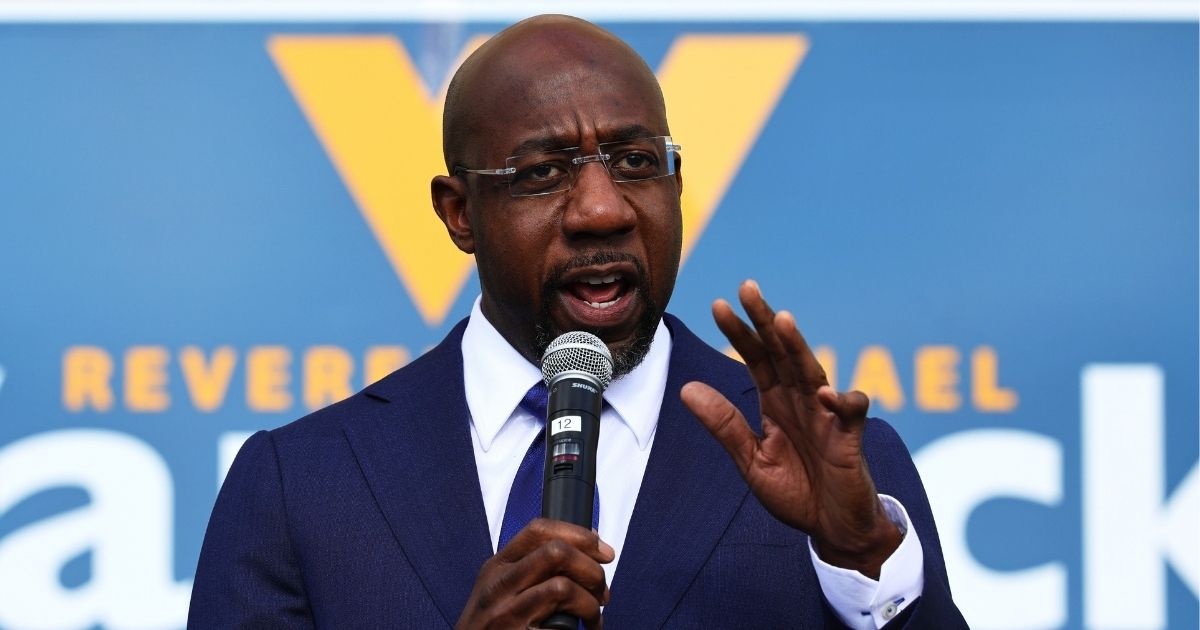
left=518, top=162, right=566, bottom=182
left=509, top=159, right=571, bottom=194
left=612, top=152, right=657, bottom=175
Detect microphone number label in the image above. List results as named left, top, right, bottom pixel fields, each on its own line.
left=550, top=415, right=582, bottom=436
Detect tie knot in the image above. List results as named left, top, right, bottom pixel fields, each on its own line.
left=519, top=381, right=549, bottom=420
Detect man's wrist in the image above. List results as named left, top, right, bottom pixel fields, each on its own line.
left=808, top=495, right=926, bottom=629
left=811, top=499, right=904, bottom=580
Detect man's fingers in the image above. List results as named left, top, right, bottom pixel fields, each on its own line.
left=712, top=298, right=779, bottom=390
left=738, top=281, right=798, bottom=387
left=817, top=386, right=870, bottom=429
left=681, top=381, right=758, bottom=475
left=517, top=538, right=609, bottom=603
left=525, top=576, right=604, bottom=629
left=495, top=520, right=611, bottom=601
left=775, top=310, right=831, bottom=394
left=490, top=575, right=604, bottom=630
left=474, top=522, right=611, bottom=626
left=497, top=518, right=613, bottom=564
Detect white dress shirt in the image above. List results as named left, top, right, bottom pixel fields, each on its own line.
left=461, top=297, right=924, bottom=628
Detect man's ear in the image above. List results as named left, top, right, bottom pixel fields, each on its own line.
left=673, top=152, right=684, bottom=196
left=431, top=174, right=475, bottom=254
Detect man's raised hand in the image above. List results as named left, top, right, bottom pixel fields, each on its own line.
left=680, top=280, right=901, bottom=578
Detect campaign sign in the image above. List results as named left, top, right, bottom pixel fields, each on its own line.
left=0, top=11, right=1195, bottom=629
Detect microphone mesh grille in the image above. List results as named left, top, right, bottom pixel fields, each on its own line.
left=541, top=331, right=614, bottom=390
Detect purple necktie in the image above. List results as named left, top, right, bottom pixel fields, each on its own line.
left=497, top=382, right=600, bottom=552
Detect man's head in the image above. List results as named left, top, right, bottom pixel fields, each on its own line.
left=432, top=15, right=683, bottom=377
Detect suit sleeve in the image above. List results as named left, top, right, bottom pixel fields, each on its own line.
left=188, top=430, right=315, bottom=629
left=862, top=419, right=969, bottom=629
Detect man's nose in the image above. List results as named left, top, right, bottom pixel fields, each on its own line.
left=561, top=160, right=637, bottom=240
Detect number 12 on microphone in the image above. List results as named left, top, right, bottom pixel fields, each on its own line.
left=550, top=415, right=582, bottom=435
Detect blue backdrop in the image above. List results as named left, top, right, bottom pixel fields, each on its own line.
left=0, top=17, right=1195, bottom=630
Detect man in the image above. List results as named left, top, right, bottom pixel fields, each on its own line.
left=191, top=15, right=966, bottom=629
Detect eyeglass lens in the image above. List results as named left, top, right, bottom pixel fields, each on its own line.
left=504, top=136, right=678, bottom=197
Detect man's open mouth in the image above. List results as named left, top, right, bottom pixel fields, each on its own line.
left=565, top=272, right=628, bottom=309
left=554, top=262, right=642, bottom=330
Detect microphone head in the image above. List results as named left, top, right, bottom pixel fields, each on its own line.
left=541, top=331, right=614, bottom=391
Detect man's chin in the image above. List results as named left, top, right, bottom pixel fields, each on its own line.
left=605, top=326, right=658, bottom=380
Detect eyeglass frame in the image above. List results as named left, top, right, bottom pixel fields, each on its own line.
left=452, top=135, right=682, bottom=198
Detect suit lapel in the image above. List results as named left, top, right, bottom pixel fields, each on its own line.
left=341, top=319, right=493, bottom=628
left=604, top=315, right=756, bottom=628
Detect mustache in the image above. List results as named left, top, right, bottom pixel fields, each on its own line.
left=545, top=251, right=647, bottom=288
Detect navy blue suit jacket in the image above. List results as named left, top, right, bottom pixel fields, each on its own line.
left=190, top=315, right=966, bottom=628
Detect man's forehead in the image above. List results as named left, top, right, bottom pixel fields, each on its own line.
left=487, top=83, right=667, bottom=150
left=472, top=32, right=658, bottom=108
left=507, top=123, right=662, bottom=156
left=476, top=15, right=634, bottom=69
left=444, top=16, right=666, bottom=165
left=473, top=64, right=664, bottom=152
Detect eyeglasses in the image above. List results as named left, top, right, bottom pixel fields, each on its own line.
left=453, top=135, right=681, bottom=197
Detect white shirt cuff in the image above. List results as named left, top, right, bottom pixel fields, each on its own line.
left=807, top=494, right=925, bottom=629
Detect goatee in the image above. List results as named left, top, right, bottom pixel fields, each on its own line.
left=532, top=251, right=661, bottom=380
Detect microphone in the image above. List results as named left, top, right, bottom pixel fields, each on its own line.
left=538, top=331, right=613, bottom=630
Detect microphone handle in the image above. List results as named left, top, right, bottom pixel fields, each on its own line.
left=540, top=373, right=603, bottom=630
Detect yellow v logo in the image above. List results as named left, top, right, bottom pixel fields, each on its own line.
left=268, top=34, right=488, bottom=327
left=656, top=35, right=809, bottom=266
left=269, top=33, right=807, bottom=327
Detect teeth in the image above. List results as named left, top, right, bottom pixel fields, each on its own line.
left=582, top=273, right=620, bottom=285
left=586, top=296, right=621, bottom=309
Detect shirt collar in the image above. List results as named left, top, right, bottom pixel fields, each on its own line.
left=461, top=296, right=671, bottom=452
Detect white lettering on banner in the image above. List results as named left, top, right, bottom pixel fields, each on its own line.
left=0, top=364, right=1195, bottom=628
left=1082, top=365, right=1199, bottom=629
left=915, top=364, right=1200, bottom=630
left=0, top=429, right=191, bottom=629
left=914, top=429, right=1066, bottom=629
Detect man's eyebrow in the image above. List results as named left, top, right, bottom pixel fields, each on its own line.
left=510, top=136, right=575, bottom=156
left=601, top=124, right=657, bottom=143
left=508, top=125, right=660, bottom=156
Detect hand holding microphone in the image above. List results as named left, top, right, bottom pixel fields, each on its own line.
left=457, top=332, right=614, bottom=630
left=537, top=332, right=612, bottom=629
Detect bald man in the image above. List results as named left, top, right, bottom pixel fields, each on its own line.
left=191, top=16, right=966, bottom=629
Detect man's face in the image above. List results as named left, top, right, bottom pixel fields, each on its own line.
left=438, top=27, right=683, bottom=376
